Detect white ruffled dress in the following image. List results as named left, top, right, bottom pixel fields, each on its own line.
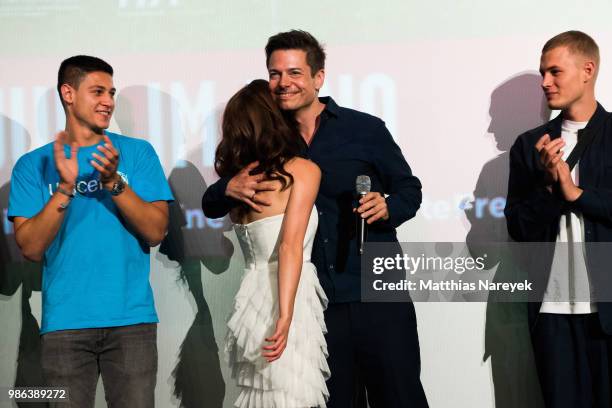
left=226, top=208, right=329, bottom=408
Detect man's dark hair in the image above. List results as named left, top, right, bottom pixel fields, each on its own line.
left=57, top=55, right=113, bottom=106
left=265, top=30, right=326, bottom=76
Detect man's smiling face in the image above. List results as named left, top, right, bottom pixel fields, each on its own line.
left=540, top=46, right=591, bottom=112
left=267, top=49, right=324, bottom=112
left=64, top=71, right=115, bottom=133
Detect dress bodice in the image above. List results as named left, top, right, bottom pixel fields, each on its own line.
left=233, top=207, right=318, bottom=269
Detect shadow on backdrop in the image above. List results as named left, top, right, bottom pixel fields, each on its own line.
left=465, top=72, right=549, bottom=408
left=161, top=159, right=232, bottom=408
left=116, top=87, right=233, bottom=408
left=0, top=115, right=46, bottom=408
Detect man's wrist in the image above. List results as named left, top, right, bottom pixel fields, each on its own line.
left=102, top=173, right=120, bottom=191
left=58, top=182, right=75, bottom=192
left=106, top=175, right=126, bottom=196
left=55, top=183, right=75, bottom=209
left=564, top=185, right=583, bottom=202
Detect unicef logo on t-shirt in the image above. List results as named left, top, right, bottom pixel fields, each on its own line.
left=75, top=171, right=129, bottom=196
left=48, top=171, right=130, bottom=197
left=75, top=175, right=104, bottom=196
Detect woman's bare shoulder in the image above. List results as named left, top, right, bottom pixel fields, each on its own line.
left=285, top=157, right=321, bottom=180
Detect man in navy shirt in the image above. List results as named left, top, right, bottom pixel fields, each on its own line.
left=505, top=31, right=612, bottom=407
left=203, top=30, right=427, bottom=407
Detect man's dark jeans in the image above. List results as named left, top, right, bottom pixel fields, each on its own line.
left=41, top=323, right=157, bottom=408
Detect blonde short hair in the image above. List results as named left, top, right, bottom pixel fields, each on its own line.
left=542, top=30, right=600, bottom=68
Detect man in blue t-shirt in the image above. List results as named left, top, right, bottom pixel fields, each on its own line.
left=8, top=55, right=173, bottom=408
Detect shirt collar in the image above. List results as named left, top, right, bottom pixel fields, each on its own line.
left=546, top=102, right=608, bottom=138
left=319, top=96, right=340, bottom=118
left=584, top=102, right=609, bottom=131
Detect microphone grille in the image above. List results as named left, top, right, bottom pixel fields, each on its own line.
left=356, top=175, right=371, bottom=195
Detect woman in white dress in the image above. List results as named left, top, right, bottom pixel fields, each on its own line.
left=215, top=79, right=329, bottom=408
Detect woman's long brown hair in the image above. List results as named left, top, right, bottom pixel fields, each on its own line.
left=215, top=79, right=302, bottom=191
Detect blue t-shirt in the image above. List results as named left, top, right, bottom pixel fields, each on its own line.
left=8, top=132, right=174, bottom=334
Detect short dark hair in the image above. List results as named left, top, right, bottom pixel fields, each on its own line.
left=265, top=30, right=326, bottom=76
left=57, top=55, right=113, bottom=105
left=542, top=31, right=600, bottom=67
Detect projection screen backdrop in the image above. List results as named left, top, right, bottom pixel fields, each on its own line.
left=1, top=1, right=611, bottom=407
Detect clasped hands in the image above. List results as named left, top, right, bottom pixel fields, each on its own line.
left=54, top=131, right=121, bottom=192
left=226, top=161, right=389, bottom=223
left=535, top=134, right=582, bottom=202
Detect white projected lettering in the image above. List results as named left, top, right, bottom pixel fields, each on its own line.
left=33, top=86, right=48, bottom=148
left=421, top=194, right=507, bottom=220
left=360, top=73, right=397, bottom=138
left=54, top=91, right=65, bottom=137
left=33, top=86, right=64, bottom=147
left=183, top=208, right=223, bottom=230
left=1, top=76, right=394, bottom=172
left=170, top=85, right=184, bottom=166
left=147, top=82, right=163, bottom=154
left=335, top=74, right=354, bottom=107
left=185, top=208, right=205, bottom=229
left=0, top=85, right=64, bottom=168
left=10, top=88, right=26, bottom=161
left=169, top=81, right=216, bottom=166
left=0, top=89, right=4, bottom=169
left=323, top=73, right=397, bottom=137
left=471, top=197, right=505, bottom=219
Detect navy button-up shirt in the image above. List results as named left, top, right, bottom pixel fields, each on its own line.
left=202, top=97, right=422, bottom=303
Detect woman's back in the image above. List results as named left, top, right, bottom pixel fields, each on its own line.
left=225, top=158, right=329, bottom=408
left=230, top=157, right=315, bottom=226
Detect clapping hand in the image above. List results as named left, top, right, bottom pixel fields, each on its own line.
left=535, top=133, right=564, bottom=185
left=535, top=133, right=583, bottom=201
left=557, top=160, right=583, bottom=202
left=53, top=131, right=78, bottom=190
left=91, top=135, right=120, bottom=189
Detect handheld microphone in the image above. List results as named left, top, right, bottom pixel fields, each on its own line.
left=356, top=175, right=371, bottom=255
